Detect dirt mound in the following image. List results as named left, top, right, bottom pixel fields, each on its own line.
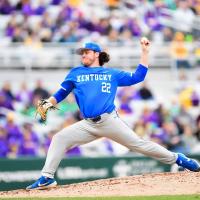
left=1, top=172, right=200, bottom=198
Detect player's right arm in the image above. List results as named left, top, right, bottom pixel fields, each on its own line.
left=116, top=64, right=148, bottom=86
left=115, top=37, right=150, bottom=87
left=140, top=37, right=150, bottom=67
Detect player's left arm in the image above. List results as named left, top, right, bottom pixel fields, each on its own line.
left=35, top=83, right=74, bottom=122
left=117, top=37, right=150, bottom=86
left=35, top=72, right=74, bottom=122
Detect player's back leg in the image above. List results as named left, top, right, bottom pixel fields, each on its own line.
left=26, top=120, right=98, bottom=190
left=26, top=176, right=57, bottom=190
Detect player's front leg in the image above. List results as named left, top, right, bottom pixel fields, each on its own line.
left=100, top=112, right=200, bottom=172
left=175, top=153, right=200, bottom=172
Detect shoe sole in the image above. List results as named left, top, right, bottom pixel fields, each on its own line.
left=183, top=166, right=200, bottom=172
left=192, top=159, right=200, bottom=172
left=194, top=167, right=200, bottom=172
left=26, top=181, right=57, bottom=190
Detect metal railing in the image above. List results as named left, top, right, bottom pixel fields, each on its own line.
left=0, top=42, right=199, bottom=70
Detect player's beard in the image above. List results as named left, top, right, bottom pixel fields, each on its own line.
left=81, top=57, right=96, bottom=67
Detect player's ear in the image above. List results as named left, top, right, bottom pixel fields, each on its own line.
left=95, top=52, right=100, bottom=58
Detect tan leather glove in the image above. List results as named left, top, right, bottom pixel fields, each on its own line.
left=36, top=99, right=58, bottom=122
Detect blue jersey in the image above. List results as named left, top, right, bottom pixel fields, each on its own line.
left=57, top=64, right=148, bottom=118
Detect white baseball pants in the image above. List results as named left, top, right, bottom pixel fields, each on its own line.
left=42, top=110, right=177, bottom=178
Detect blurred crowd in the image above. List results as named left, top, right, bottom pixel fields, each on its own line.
left=1, top=0, right=200, bottom=158
left=0, top=80, right=80, bottom=158
left=1, top=70, right=200, bottom=158
left=0, top=0, right=200, bottom=46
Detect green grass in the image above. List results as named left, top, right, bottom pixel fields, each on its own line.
left=1, top=195, right=200, bottom=200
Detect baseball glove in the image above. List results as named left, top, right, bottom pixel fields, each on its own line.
left=35, top=99, right=58, bottom=123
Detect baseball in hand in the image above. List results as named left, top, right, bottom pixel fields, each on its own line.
left=140, top=37, right=150, bottom=46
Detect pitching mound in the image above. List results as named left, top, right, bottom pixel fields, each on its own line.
left=1, top=171, right=200, bottom=198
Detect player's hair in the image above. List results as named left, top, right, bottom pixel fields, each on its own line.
left=99, top=52, right=110, bottom=66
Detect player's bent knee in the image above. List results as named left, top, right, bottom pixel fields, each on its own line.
left=52, top=132, right=64, bottom=142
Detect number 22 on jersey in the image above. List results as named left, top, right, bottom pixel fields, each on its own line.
left=102, top=82, right=111, bottom=93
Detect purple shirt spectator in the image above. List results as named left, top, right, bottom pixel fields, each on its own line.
left=15, top=0, right=34, bottom=15
left=78, top=17, right=96, bottom=32
left=7, top=137, right=22, bottom=157
left=20, top=131, right=39, bottom=156
left=0, top=126, right=8, bottom=157
left=0, top=0, right=13, bottom=15
left=5, top=23, right=15, bottom=37
left=141, top=108, right=160, bottom=125
left=51, top=0, right=63, bottom=5
left=7, top=122, right=39, bottom=156
left=0, top=139, right=8, bottom=157
left=125, top=19, right=142, bottom=37
left=150, top=126, right=169, bottom=145
left=34, top=5, right=46, bottom=15
left=16, top=91, right=33, bottom=106
left=1, top=83, right=15, bottom=101
left=96, top=18, right=111, bottom=35
left=16, top=82, right=33, bottom=106
left=23, top=123, right=39, bottom=142
left=22, top=2, right=34, bottom=16
left=117, top=88, right=140, bottom=101
left=4, top=119, right=23, bottom=143
left=66, top=146, right=82, bottom=157
left=103, top=139, right=114, bottom=154
left=144, top=11, right=163, bottom=32
left=0, top=91, right=14, bottom=110
left=57, top=4, right=74, bottom=23
left=120, top=103, right=133, bottom=114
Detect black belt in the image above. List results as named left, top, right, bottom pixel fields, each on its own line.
left=90, top=116, right=101, bottom=122
left=87, top=110, right=115, bottom=123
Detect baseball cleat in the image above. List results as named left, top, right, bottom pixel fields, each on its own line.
left=26, top=176, right=57, bottom=190
left=176, top=153, right=200, bottom=172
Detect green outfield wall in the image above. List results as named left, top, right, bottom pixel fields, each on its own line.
left=0, top=155, right=199, bottom=191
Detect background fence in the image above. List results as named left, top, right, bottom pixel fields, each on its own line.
left=0, top=156, right=171, bottom=191
left=0, top=155, right=199, bottom=191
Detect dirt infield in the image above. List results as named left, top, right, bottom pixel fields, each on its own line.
left=1, top=171, right=200, bottom=198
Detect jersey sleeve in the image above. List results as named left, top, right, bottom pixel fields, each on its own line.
left=53, top=88, right=71, bottom=103
left=60, top=70, right=74, bottom=94
left=53, top=69, right=75, bottom=103
left=115, top=64, right=148, bottom=86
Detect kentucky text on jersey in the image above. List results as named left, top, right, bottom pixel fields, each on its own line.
left=53, top=64, right=148, bottom=118
left=77, top=74, right=112, bottom=82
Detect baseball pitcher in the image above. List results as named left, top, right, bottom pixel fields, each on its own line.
left=27, top=38, right=200, bottom=190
